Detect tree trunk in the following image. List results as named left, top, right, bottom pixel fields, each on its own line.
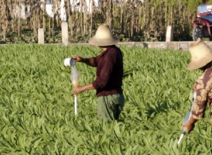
left=43, top=1, right=46, bottom=32
left=83, top=0, right=87, bottom=35
left=90, top=0, right=93, bottom=37
left=120, top=1, right=124, bottom=33
left=79, top=0, right=83, bottom=35
left=33, top=10, right=37, bottom=37
left=67, top=0, right=72, bottom=36
left=18, top=1, right=21, bottom=37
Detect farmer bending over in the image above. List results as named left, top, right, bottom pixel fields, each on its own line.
left=183, top=38, right=212, bottom=133
left=73, top=24, right=125, bottom=121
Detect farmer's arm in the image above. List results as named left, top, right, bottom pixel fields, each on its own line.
left=183, top=69, right=212, bottom=133
left=73, top=83, right=95, bottom=95
left=191, top=70, right=212, bottom=120
left=74, top=56, right=96, bottom=67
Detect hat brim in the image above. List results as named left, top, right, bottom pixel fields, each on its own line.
left=187, top=53, right=212, bottom=70
left=89, top=36, right=119, bottom=46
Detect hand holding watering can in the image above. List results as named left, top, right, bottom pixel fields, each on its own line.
left=177, top=91, right=197, bottom=145
left=181, top=84, right=197, bottom=134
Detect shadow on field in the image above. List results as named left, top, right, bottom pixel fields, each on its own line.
left=145, top=101, right=171, bottom=117
left=0, top=41, right=6, bottom=44
left=123, top=69, right=134, bottom=78
left=145, top=100, right=182, bottom=118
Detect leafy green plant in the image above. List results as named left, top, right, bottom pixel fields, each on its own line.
left=0, top=44, right=210, bottom=154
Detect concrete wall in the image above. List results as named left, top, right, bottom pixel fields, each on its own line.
left=68, top=41, right=200, bottom=52
left=2, top=41, right=212, bottom=52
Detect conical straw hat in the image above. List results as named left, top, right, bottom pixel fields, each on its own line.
left=188, top=38, right=212, bottom=70
left=89, top=24, right=119, bottom=46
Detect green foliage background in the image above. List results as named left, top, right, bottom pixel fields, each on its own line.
left=0, top=44, right=211, bottom=154
left=3, top=0, right=212, bottom=43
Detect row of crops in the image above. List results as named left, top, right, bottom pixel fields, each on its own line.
left=0, top=44, right=211, bottom=154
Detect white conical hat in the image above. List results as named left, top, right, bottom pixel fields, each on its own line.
left=89, top=24, right=119, bottom=46
left=188, top=38, right=212, bottom=70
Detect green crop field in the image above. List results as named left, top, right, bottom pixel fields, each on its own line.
left=0, top=44, right=211, bottom=155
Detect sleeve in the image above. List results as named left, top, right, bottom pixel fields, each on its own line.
left=192, top=69, right=212, bottom=119
left=92, top=56, right=99, bottom=67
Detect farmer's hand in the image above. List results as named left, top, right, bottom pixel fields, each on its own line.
left=182, top=122, right=194, bottom=133
left=73, top=86, right=84, bottom=95
left=182, top=117, right=197, bottom=133
left=193, top=83, right=197, bottom=91
left=73, top=56, right=83, bottom=62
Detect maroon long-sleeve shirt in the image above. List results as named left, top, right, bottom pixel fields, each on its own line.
left=92, top=45, right=123, bottom=97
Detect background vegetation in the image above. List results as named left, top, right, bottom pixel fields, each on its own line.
left=0, top=44, right=211, bottom=154
left=1, top=0, right=212, bottom=43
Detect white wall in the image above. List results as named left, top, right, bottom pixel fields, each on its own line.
left=11, top=0, right=144, bottom=20
left=43, top=0, right=100, bottom=21
left=11, top=3, right=31, bottom=19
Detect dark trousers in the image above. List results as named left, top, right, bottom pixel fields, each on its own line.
left=97, top=94, right=124, bottom=121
